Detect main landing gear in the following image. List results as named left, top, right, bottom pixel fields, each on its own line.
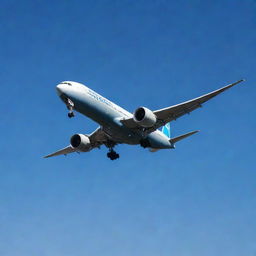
left=105, top=140, right=119, bottom=160
left=107, top=149, right=120, bottom=160
left=66, top=98, right=75, bottom=118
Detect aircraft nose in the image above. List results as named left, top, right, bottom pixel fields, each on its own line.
left=56, top=84, right=65, bottom=96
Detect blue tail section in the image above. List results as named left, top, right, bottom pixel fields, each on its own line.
left=161, top=123, right=171, bottom=138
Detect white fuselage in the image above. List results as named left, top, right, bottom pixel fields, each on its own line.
left=56, top=81, right=172, bottom=149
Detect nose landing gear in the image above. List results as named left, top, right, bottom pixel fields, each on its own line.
left=66, top=98, right=75, bottom=118
left=68, top=112, right=75, bottom=118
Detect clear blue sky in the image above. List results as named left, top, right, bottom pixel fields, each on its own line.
left=0, top=0, right=255, bottom=255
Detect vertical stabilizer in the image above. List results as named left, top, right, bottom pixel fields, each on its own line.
left=162, top=122, right=171, bottom=138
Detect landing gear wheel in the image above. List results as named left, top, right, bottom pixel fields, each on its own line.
left=66, top=98, right=75, bottom=118
left=107, top=150, right=120, bottom=160
left=68, top=112, right=75, bottom=118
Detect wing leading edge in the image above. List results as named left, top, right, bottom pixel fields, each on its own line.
left=121, top=79, right=244, bottom=131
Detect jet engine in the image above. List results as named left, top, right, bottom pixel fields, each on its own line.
left=70, top=134, right=91, bottom=152
left=133, top=107, right=157, bottom=128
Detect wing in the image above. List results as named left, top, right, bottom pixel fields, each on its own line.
left=121, top=79, right=244, bottom=132
left=44, top=127, right=108, bottom=158
left=153, top=79, right=244, bottom=122
left=44, top=146, right=76, bottom=158
left=88, top=127, right=109, bottom=146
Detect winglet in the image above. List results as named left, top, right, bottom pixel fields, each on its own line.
left=169, top=130, right=199, bottom=146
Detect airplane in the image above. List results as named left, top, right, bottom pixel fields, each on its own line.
left=44, top=79, right=244, bottom=160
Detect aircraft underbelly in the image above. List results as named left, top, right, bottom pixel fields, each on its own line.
left=67, top=93, right=171, bottom=147
left=70, top=95, right=140, bottom=144
left=102, top=125, right=140, bottom=145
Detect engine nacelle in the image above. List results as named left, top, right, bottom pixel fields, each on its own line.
left=70, top=134, right=91, bottom=152
left=133, top=107, right=157, bottom=128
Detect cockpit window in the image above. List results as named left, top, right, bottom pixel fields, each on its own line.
left=60, top=82, right=72, bottom=86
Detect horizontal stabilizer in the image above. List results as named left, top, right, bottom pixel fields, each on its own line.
left=44, top=146, right=76, bottom=158
left=169, top=130, right=199, bottom=145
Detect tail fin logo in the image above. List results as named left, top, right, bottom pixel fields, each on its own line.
left=162, top=123, right=171, bottom=138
